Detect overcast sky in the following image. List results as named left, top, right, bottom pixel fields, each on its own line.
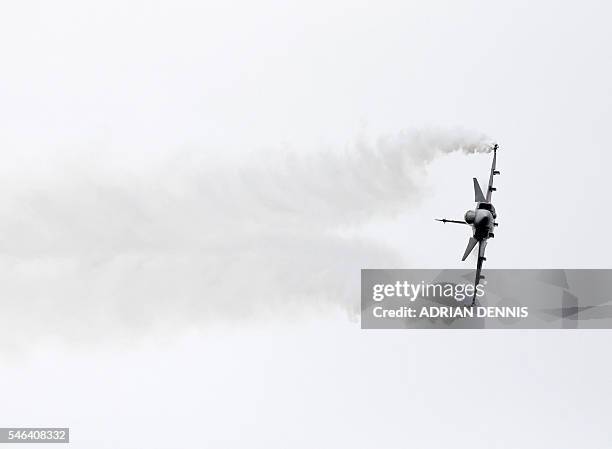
left=0, top=1, right=611, bottom=448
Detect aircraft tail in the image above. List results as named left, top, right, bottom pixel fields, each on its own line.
left=462, top=237, right=478, bottom=261
left=473, top=178, right=486, bottom=202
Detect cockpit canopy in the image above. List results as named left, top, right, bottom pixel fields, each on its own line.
left=464, top=210, right=475, bottom=224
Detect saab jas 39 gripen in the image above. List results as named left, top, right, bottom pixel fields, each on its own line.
left=436, top=144, right=500, bottom=306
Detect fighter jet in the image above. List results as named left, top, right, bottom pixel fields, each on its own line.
left=436, top=144, right=500, bottom=305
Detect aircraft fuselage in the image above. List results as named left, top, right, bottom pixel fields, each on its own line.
left=467, top=202, right=496, bottom=241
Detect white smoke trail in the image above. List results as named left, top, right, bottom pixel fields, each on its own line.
left=0, top=127, right=491, bottom=346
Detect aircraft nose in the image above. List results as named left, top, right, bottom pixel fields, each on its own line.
left=474, top=210, right=492, bottom=226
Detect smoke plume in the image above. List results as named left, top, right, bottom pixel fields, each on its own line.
left=0, top=127, right=491, bottom=346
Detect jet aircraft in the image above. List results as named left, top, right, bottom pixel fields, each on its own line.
left=436, top=144, right=500, bottom=305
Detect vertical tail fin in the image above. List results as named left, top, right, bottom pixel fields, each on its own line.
left=462, top=237, right=478, bottom=261
left=473, top=178, right=486, bottom=202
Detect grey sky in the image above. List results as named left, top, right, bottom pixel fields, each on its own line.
left=0, top=1, right=611, bottom=448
